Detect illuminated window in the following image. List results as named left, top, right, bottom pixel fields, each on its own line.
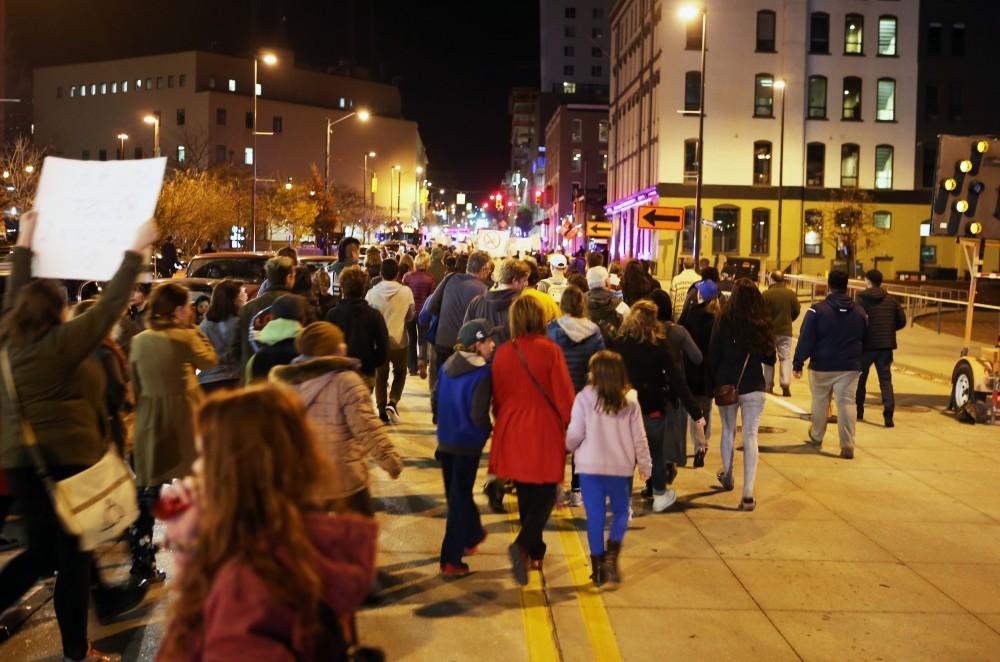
left=842, top=76, right=862, bottom=120
left=876, top=79, right=896, bottom=121
left=69, top=86, right=75, bottom=98
left=804, top=210, right=823, bottom=255
left=122, top=80, right=128, bottom=92
left=875, top=145, right=893, bottom=190
left=753, top=141, right=772, bottom=185
left=571, top=119, right=582, bottom=142
left=562, top=82, right=576, bottom=94
left=144, top=79, right=151, bottom=90
left=255, top=83, right=261, bottom=96
left=756, top=10, right=776, bottom=52
left=600, top=151, right=608, bottom=172
left=878, top=16, right=897, bottom=56
left=571, top=149, right=582, bottom=172
left=841, top=143, right=860, bottom=187
left=136, top=78, right=142, bottom=90
left=844, top=14, right=864, bottom=54
left=244, top=147, right=254, bottom=165
left=808, top=75, right=827, bottom=118
left=754, top=74, right=774, bottom=117
left=177, top=145, right=186, bottom=163
left=712, top=206, right=740, bottom=253
left=874, top=211, right=892, bottom=230
left=80, top=85, right=86, bottom=97
left=100, top=82, right=107, bottom=94
left=227, top=79, right=236, bottom=92
left=111, top=82, right=117, bottom=94
left=682, top=207, right=696, bottom=251
left=751, top=209, right=770, bottom=254
left=598, top=121, right=608, bottom=142
left=91, top=83, right=97, bottom=95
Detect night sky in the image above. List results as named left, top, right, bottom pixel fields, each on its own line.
left=4, top=0, right=541, bottom=193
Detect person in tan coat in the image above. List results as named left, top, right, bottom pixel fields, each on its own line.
left=129, top=282, right=217, bottom=582
left=270, top=321, right=402, bottom=517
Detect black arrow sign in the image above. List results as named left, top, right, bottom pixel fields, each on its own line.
left=643, top=210, right=679, bottom=223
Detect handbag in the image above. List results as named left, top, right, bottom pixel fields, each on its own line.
left=713, top=353, right=750, bottom=407
left=512, top=340, right=567, bottom=430
left=1, top=348, right=138, bottom=551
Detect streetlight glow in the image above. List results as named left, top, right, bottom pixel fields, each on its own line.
left=117, top=132, right=129, bottom=140
left=678, top=4, right=701, bottom=21
left=24, top=165, right=34, bottom=174
left=368, top=151, right=376, bottom=157
left=285, top=181, right=293, bottom=191
left=261, top=53, right=278, bottom=66
left=143, top=115, right=157, bottom=125
left=393, top=164, right=401, bottom=171
left=774, top=80, right=786, bottom=89
left=1, top=170, right=9, bottom=179
left=416, top=166, right=424, bottom=174
left=357, top=109, right=371, bottom=122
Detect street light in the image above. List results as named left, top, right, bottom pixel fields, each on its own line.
left=393, top=164, right=402, bottom=221
left=363, top=151, right=376, bottom=221
left=679, top=4, right=707, bottom=267
left=251, top=51, right=279, bottom=251
left=774, top=79, right=787, bottom=269
left=325, top=109, right=372, bottom=192
left=415, top=166, right=424, bottom=220
left=23, top=165, right=34, bottom=174
left=116, top=133, right=129, bottom=160
left=142, top=114, right=160, bottom=157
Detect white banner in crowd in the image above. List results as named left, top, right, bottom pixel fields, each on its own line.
left=31, top=156, right=167, bottom=281
left=475, top=229, right=510, bottom=258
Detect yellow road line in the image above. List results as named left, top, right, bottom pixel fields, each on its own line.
left=553, top=507, right=623, bottom=662
left=506, top=496, right=561, bottom=662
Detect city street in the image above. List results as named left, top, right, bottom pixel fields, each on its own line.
left=3, top=358, right=1000, bottom=661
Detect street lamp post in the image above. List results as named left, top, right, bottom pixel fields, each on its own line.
left=325, top=109, right=371, bottom=192
left=363, top=150, right=376, bottom=224
left=415, top=166, right=423, bottom=221
left=775, top=79, right=787, bottom=270
left=142, top=114, right=159, bottom=157
left=393, top=165, right=402, bottom=221
left=117, top=133, right=129, bottom=160
left=251, top=52, right=279, bottom=252
left=680, top=5, right=708, bottom=266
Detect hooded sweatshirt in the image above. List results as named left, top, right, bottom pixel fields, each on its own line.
left=325, top=298, right=389, bottom=376
left=247, top=318, right=302, bottom=382
left=433, top=351, right=493, bottom=455
left=857, top=287, right=906, bottom=351
left=793, top=292, right=868, bottom=373
left=586, top=287, right=627, bottom=343
left=547, top=316, right=605, bottom=393
left=464, top=287, right=520, bottom=344
left=566, top=388, right=652, bottom=478
left=172, top=513, right=377, bottom=661
left=365, top=279, right=415, bottom=350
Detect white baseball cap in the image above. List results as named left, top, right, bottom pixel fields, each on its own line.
left=548, top=253, right=567, bottom=269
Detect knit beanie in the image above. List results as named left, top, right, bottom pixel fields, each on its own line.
left=296, top=321, right=345, bottom=357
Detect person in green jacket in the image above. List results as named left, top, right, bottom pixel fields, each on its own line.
left=0, top=210, right=157, bottom=662
left=129, top=282, right=217, bottom=583
left=761, top=271, right=801, bottom=397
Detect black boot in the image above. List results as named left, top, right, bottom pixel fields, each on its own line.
left=484, top=479, right=505, bottom=514
left=92, top=575, right=150, bottom=624
left=603, top=539, right=622, bottom=583
left=590, top=554, right=606, bottom=587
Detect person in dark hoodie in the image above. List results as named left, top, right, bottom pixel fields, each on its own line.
left=425, top=251, right=491, bottom=375
left=330, top=237, right=361, bottom=298
left=855, top=269, right=906, bottom=427
left=585, top=266, right=629, bottom=345
left=463, top=258, right=529, bottom=344
left=325, top=266, right=390, bottom=390
left=680, top=280, right=721, bottom=467
left=793, top=270, right=868, bottom=459
left=246, top=294, right=305, bottom=383
left=432, top=319, right=498, bottom=576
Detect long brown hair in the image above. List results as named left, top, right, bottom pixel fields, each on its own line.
left=162, top=385, right=330, bottom=658
left=205, top=279, right=242, bottom=323
left=618, top=300, right=665, bottom=345
left=146, top=282, right=190, bottom=330
left=0, top=279, right=67, bottom=347
left=719, top=278, right=776, bottom=356
left=588, top=350, right=630, bottom=415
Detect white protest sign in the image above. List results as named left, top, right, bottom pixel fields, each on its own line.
left=31, top=156, right=167, bottom=281
left=475, top=229, right=510, bottom=257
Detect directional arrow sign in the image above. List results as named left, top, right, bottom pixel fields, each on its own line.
left=637, top=205, right=684, bottom=231
left=587, top=221, right=613, bottom=238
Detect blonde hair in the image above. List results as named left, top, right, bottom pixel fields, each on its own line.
left=414, top=252, right=431, bottom=270
left=618, top=300, right=665, bottom=345
left=588, top=351, right=629, bottom=415
left=509, top=296, right=546, bottom=338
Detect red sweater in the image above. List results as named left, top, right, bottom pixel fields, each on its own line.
left=489, top=334, right=575, bottom=484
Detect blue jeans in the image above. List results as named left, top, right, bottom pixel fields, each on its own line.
left=578, top=474, right=631, bottom=555
left=857, top=349, right=895, bottom=417
left=436, top=450, right=485, bottom=565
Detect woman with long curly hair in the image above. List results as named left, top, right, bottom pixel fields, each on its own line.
left=708, top=278, right=776, bottom=511
left=620, top=259, right=658, bottom=306
left=157, top=385, right=378, bottom=660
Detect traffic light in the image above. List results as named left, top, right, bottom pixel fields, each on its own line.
left=930, top=135, right=1000, bottom=239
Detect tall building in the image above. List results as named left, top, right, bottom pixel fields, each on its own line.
left=507, top=87, right=542, bottom=210
left=32, top=50, right=428, bottom=223
left=607, top=0, right=937, bottom=278
left=540, top=0, right=612, bottom=98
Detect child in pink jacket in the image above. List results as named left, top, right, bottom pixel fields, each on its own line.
left=566, top=350, right=652, bottom=587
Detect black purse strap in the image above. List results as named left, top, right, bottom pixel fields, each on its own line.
left=511, top=340, right=565, bottom=428
left=735, top=353, right=750, bottom=389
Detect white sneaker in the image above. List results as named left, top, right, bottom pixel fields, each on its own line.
left=385, top=403, right=400, bottom=425
left=652, top=489, right=677, bottom=513
left=569, top=490, right=583, bottom=507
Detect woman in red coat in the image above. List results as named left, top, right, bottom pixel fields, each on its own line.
left=490, top=296, right=575, bottom=585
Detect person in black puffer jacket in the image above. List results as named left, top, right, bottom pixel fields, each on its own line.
left=325, top=266, right=389, bottom=390
left=855, top=269, right=906, bottom=427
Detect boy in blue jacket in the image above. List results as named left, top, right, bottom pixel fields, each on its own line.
left=432, top=319, right=499, bottom=576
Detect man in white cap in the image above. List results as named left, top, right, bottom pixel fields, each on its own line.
left=538, top=253, right=569, bottom=303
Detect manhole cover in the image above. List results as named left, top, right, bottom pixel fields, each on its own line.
left=735, top=426, right=787, bottom=434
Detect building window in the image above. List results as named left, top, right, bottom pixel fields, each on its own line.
left=951, top=23, right=965, bottom=56
left=100, top=82, right=107, bottom=95
left=134, top=146, right=144, bottom=159
left=682, top=207, right=696, bottom=251
left=144, top=79, right=151, bottom=90
left=921, top=244, right=937, bottom=264
left=591, top=65, right=602, bottom=76
left=875, top=145, right=894, bottom=189
left=841, top=143, right=860, bottom=188
left=712, top=206, right=740, bottom=254
left=207, top=76, right=215, bottom=89
left=245, top=112, right=254, bottom=129
left=844, top=14, right=864, bottom=54
left=177, top=145, right=186, bottom=163
left=684, top=71, right=701, bottom=112
left=804, top=209, right=823, bottom=256
left=111, top=82, right=117, bottom=94
left=927, top=23, right=942, bottom=56
left=600, top=151, right=608, bottom=172
left=571, top=119, right=583, bottom=142
left=592, top=27, right=603, bottom=39
left=810, top=12, right=830, bottom=53
left=754, top=74, right=774, bottom=117
left=167, top=75, right=174, bottom=88
left=876, top=79, right=896, bottom=121
left=136, top=78, right=142, bottom=91
left=922, top=145, right=937, bottom=188
left=97, top=148, right=107, bottom=161
left=593, top=7, right=603, bottom=19
left=878, top=16, right=897, bottom=56
left=176, top=108, right=186, bottom=126
left=216, top=108, right=226, bottom=125
left=806, top=143, right=825, bottom=187
left=756, top=10, right=776, bottom=52
left=565, top=25, right=575, bottom=38
left=564, top=45, right=575, bottom=56
left=69, top=85, right=76, bottom=98
left=82, top=150, right=90, bottom=160
left=227, top=79, right=236, bottom=92
left=244, top=148, right=254, bottom=165
left=686, top=19, right=702, bottom=50
left=571, top=149, right=582, bottom=172
left=598, top=120, right=608, bottom=143
left=255, top=83, right=262, bottom=96
left=563, top=82, right=577, bottom=94
left=80, top=84, right=86, bottom=97
left=751, top=208, right=770, bottom=254
left=564, top=65, right=575, bottom=76
left=56, top=86, right=63, bottom=98
left=874, top=211, right=892, bottom=230
left=156, top=77, right=163, bottom=89
left=565, top=7, right=575, bottom=19
left=92, top=83, right=98, bottom=95
left=273, top=116, right=283, bottom=133
left=948, top=82, right=963, bottom=120
left=215, top=145, right=227, bottom=164
left=753, top=141, right=772, bottom=185
left=179, top=74, right=186, bottom=87
left=592, top=46, right=602, bottom=56
left=925, top=83, right=939, bottom=119
left=842, top=76, right=862, bottom=120
left=808, top=75, right=827, bottom=118
left=683, top=139, right=699, bottom=184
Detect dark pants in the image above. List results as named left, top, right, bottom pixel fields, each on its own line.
left=643, top=414, right=668, bottom=492
left=433, top=344, right=455, bottom=381
left=128, top=485, right=162, bottom=573
left=513, top=482, right=556, bottom=561
left=406, top=319, right=419, bottom=374
left=0, top=466, right=92, bottom=660
left=436, top=450, right=485, bottom=566
left=375, top=346, right=408, bottom=410
left=857, top=349, right=895, bottom=418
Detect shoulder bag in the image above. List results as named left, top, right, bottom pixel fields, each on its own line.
left=1, top=348, right=138, bottom=551
left=512, top=340, right=567, bottom=430
left=713, top=353, right=750, bottom=407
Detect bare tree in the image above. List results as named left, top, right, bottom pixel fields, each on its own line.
left=0, top=137, right=46, bottom=240
left=822, top=188, right=887, bottom=277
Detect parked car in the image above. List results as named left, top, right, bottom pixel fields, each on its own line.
left=154, top=252, right=270, bottom=301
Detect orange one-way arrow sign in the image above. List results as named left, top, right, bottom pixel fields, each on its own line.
left=587, top=221, right=613, bottom=237
left=637, top=205, right=684, bottom=231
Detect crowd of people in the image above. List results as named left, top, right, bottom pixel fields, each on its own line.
left=0, top=211, right=907, bottom=660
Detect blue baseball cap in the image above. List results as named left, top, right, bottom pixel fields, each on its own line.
left=695, top=279, right=719, bottom=300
